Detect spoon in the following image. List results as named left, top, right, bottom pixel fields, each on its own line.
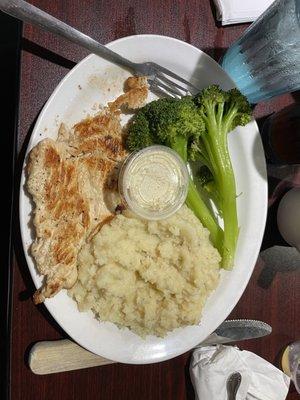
left=226, top=372, right=242, bottom=400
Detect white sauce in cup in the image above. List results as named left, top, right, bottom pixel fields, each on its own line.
left=118, top=145, right=189, bottom=220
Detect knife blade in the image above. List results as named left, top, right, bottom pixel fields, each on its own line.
left=199, top=319, right=272, bottom=347
left=29, top=319, right=272, bottom=374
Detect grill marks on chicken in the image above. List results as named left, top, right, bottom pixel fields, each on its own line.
left=27, top=76, right=148, bottom=303
left=28, top=140, right=88, bottom=304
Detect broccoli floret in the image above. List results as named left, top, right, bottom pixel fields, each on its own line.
left=127, top=97, right=204, bottom=158
left=126, top=97, right=223, bottom=249
left=126, top=112, right=153, bottom=151
left=194, top=85, right=252, bottom=268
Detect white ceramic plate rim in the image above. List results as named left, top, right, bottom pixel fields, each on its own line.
left=19, top=34, right=268, bottom=364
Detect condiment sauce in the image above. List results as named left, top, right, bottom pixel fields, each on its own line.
left=118, top=145, right=188, bottom=220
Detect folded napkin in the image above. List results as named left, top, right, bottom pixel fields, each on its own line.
left=213, top=0, right=275, bottom=25
left=190, top=345, right=290, bottom=400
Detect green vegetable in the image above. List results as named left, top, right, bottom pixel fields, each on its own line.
left=193, top=85, right=252, bottom=268
left=126, top=96, right=223, bottom=250
left=126, top=85, right=252, bottom=269
left=196, top=165, right=222, bottom=216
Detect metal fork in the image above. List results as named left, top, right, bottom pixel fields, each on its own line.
left=0, top=0, right=199, bottom=97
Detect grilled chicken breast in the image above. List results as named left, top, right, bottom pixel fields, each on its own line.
left=27, top=76, right=148, bottom=303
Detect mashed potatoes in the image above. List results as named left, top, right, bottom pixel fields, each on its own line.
left=69, top=205, right=220, bottom=337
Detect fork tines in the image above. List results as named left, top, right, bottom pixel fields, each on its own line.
left=148, top=64, right=200, bottom=98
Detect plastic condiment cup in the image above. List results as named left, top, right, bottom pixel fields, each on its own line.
left=118, top=145, right=189, bottom=220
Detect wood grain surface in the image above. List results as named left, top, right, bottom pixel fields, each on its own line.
left=12, top=1, right=300, bottom=399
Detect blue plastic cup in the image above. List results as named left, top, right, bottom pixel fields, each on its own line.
left=221, top=0, right=300, bottom=104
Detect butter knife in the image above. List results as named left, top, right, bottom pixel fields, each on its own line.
left=198, top=319, right=272, bottom=347
left=29, top=319, right=271, bottom=375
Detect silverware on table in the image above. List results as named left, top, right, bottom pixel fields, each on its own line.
left=197, top=319, right=272, bottom=347
left=226, top=372, right=242, bottom=400
left=28, top=319, right=271, bottom=375
left=0, top=0, right=198, bottom=97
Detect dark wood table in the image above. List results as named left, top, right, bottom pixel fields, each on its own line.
left=8, top=0, right=300, bottom=399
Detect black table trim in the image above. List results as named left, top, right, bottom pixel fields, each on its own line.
left=1, top=12, right=22, bottom=400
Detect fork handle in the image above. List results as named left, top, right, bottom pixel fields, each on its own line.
left=0, top=0, right=136, bottom=70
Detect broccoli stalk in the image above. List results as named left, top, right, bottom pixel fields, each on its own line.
left=170, top=135, right=223, bottom=249
left=194, top=86, right=252, bottom=268
left=186, top=180, right=223, bottom=248
left=196, top=165, right=222, bottom=216
left=126, top=97, right=223, bottom=250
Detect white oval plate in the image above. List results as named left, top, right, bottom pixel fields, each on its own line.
left=20, top=35, right=267, bottom=364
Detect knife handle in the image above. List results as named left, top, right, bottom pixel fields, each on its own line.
left=29, top=339, right=115, bottom=375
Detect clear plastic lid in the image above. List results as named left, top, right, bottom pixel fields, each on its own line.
left=118, top=145, right=189, bottom=220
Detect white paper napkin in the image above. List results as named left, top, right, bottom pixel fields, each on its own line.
left=213, top=0, right=275, bottom=25
left=190, top=345, right=290, bottom=400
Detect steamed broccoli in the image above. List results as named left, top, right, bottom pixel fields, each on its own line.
left=126, top=97, right=223, bottom=249
left=194, top=85, right=252, bottom=268
left=127, top=97, right=203, bottom=158
left=126, top=85, right=252, bottom=269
